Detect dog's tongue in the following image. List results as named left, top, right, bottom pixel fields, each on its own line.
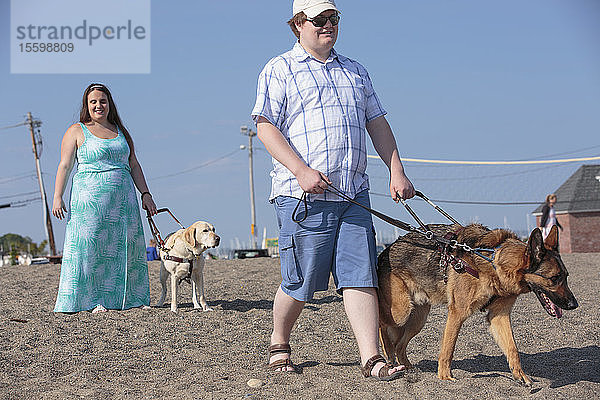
left=553, top=303, right=563, bottom=319
left=542, top=292, right=562, bottom=318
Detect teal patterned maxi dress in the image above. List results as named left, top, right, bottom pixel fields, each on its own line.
left=54, top=123, right=150, bottom=312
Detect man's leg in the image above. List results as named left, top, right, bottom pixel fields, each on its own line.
left=343, top=287, right=405, bottom=377
left=270, top=285, right=305, bottom=371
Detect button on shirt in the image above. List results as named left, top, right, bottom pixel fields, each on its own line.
left=251, top=43, right=387, bottom=202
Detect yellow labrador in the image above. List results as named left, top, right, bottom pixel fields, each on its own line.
left=156, top=221, right=220, bottom=313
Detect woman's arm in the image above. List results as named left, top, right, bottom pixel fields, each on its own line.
left=256, top=116, right=330, bottom=194
left=366, top=115, right=415, bottom=201
left=52, top=124, right=80, bottom=220
left=129, top=151, right=157, bottom=215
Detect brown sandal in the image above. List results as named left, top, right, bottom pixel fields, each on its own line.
left=361, top=355, right=404, bottom=381
left=268, top=344, right=299, bottom=373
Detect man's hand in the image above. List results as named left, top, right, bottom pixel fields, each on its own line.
left=296, top=166, right=331, bottom=194
left=391, top=172, right=415, bottom=202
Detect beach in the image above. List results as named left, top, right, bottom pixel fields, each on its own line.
left=1, top=253, right=598, bottom=399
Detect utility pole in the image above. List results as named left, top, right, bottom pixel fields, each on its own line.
left=241, top=125, right=258, bottom=249
left=27, top=112, right=57, bottom=256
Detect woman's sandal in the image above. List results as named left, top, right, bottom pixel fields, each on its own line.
left=268, top=343, right=299, bottom=373
left=91, top=304, right=107, bottom=314
left=361, top=355, right=404, bottom=381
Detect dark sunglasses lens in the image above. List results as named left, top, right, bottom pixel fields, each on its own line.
left=310, top=15, right=339, bottom=27
left=311, top=16, right=327, bottom=27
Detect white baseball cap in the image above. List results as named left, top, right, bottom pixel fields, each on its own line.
left=293, top=0, right=339, bottom=19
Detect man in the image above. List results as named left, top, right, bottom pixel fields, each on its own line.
left=251, top=0, right=415, bottom=380
left=146, top=239, right=158, bottom=261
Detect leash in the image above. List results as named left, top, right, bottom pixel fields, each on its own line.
left=292, top=185, right=418, bottom=234
left=147, top=208, right=185, bottom=252
left=291, top=182, right=499, bottom=276
left=146, top=208, right=194, bottom=284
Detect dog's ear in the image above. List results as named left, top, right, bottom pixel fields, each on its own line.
left=544, top=225, right=559, bottom=252
left=525, top=228, right=545, bottom=272
left=183, top=227, right=196, bottom=248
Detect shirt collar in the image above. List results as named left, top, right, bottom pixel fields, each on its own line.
left=292, top=42, right=338, bottom=63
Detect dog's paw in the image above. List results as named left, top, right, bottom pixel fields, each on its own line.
left=515, top=373, right=533, bottom=387
left=203, top=307, right=214, bottom=312
left=437, top=371, right=456, bottom=381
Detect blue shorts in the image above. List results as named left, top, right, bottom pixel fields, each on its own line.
left=273, top=190, right=378, bottom=301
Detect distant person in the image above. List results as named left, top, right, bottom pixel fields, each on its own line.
left=251, top=0, right=414, bottom=380
left=52, top=83, right=157, bottom=314
left=540, top=193, right=562, bottom=239
left=146, top=239, right=159, bottom=261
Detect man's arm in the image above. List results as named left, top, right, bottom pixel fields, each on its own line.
left=255, top=116, right=330, bottom=194
left=366, top=115, right=415, bottom=200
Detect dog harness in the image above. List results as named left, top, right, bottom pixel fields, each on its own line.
left=161, top=233, right=196, bottom=284
left=438, top=230, right=480, bottom=282
left=438, top=227, right=503, bottom=282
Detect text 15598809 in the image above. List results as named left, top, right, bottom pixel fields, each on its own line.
left=19, top=43, right=74, bottom=52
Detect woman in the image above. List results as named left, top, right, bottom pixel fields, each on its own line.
left=52, top=83, right=157, bottom=313
left=540, top=193, right=562, bottom=240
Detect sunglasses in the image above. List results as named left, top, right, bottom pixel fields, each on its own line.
left=307, top=14, right=340, bottom=28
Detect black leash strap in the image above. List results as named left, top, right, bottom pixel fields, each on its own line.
left=291, top=184, right=418, bottom=233
left=291, top=192, right=309, bottom=223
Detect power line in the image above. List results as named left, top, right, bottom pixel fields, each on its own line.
left=0, top=191, right=40, bottom=200
left=368, top=154, right=600, bottom=165
left=0, top=172, right=37, bottom=185
left=0, top=197, right=41, bottom=210
left=149, top=148, right=242, bottom=180
left=527, top=144, right=600, bottom=160
left=369, top=191, right=598, bottom=206
left=0, top=121, right=26, bottom=131
left=369, top=163, right=570, bottom=182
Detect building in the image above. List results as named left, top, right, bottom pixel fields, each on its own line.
left=532, top=165, right=600, bottom=253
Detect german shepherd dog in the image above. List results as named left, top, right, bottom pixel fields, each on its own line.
left=377, top=224, right=578, bottom=385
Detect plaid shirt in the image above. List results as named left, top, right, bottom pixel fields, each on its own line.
left=252, top=43, right=386, bottom=202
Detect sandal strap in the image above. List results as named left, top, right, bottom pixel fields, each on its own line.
left=362, top=355, right=387, bottom=378
left=268, top=358, right=294, bottom=371
left=268, top=343, right=292, bottom=356
left=376, top=362, right=396, bottom=379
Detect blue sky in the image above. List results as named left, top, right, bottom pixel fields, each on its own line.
left=1, top=0, right=599, bottom=253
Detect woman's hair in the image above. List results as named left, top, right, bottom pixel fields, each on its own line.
left=79, top=83, right=134, bottom=155
left=546, top=193, right=557, bottom=203
left=287, top=12, right=307, bottom=39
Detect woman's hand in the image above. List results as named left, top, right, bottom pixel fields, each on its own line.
left=52, top=197, right=67, bottom=220
left=141, top=193, right=157, bottom=216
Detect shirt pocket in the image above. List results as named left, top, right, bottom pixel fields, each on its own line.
left=279, top=234, right=303, bottom=285
left=341, top=75, right=366, bottom=125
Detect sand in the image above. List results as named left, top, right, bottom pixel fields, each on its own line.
left=1, top=253, right=599, bottom=399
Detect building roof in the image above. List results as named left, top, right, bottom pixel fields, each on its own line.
left=533, top=164, right=600, bottom=214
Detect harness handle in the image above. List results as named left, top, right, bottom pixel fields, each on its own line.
left=397, top=195, right=429, bottom=233
left=415, top=191, right=461, bottom=225
left=146, top=208, right=185, bottom=251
